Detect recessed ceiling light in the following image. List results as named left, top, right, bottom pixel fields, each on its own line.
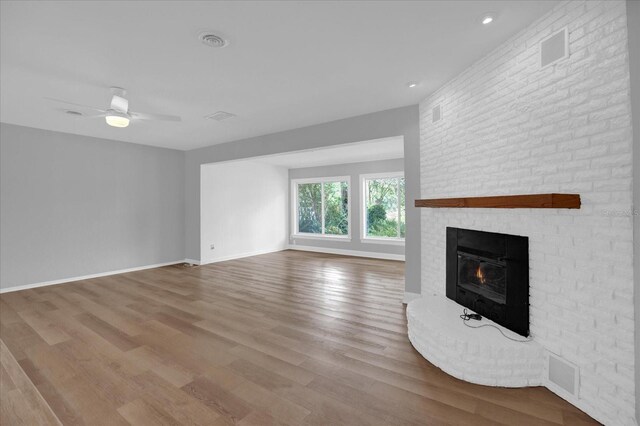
left=481, top=14, right=495, bottom=25
left=199, top=31, right=229, bottom=48
left=407, top=82, right=419, bottom=88
left=205, top=111, right=236, bottom=121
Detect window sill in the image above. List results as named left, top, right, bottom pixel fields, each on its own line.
left=292, top=234, right=352, bottom=242
left=360, top=238, right=405, bottom=246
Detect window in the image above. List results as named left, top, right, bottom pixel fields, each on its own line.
left=292, top=177, right=350, bottom=239
left=361, top=173, right=405, bottom=243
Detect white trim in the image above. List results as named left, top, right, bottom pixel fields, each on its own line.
left=291, top=175, right=352, bottom=239
left=292, top=234, right=351, bottom=242
left=288, top=244, right=405, bottom=261
left=403, top=292, right=421, bottom=304
left=360, top=171, right=406, bottom=242
left=200, top=136, right=404, bottom=169
left=360, top=238, right=405, bottom=246
left=0, top=260, right=187, bottom=294
left=291, top=175, right=352, bottom=185
left=184, top=258, right=201, bottom=266
left=200, top=247, right=287, bottom=265
left=359, top=171, right=405, bottom=180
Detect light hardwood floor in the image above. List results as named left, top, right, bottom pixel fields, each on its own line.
left=0, top=250, right=597, bottom=425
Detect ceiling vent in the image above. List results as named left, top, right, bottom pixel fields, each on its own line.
left=199, top=32, right=229, bottom=48
left=65, top=110, right=83, bottom=116
left=205, top=111, right=236, bottom=121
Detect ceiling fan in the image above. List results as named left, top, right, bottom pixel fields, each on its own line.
left=45, top=87, right=181, bottom=128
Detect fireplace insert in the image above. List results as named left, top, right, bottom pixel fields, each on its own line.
left=446, top=227, right=529, bottom=336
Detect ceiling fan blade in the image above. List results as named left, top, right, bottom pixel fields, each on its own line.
left=110, top=95, right=129, bottom=113
left=130, top=111, right=181, bottom=122
left=44, top=97, right=106, bottom=113
left=53, top=107, right=106, bottom=119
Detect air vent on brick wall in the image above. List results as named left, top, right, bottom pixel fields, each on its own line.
left=432, top=105, right=441, bottom=123
left=540, top=27, right=568, bottom=68
left=546, top=352, right=579, bottom=397
left=205, top=111, right=236, bottom=121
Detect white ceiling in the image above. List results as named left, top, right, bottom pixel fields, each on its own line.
left=0, top=1, right=558, bottom=151
left=252, top=136, right=403, bottom=169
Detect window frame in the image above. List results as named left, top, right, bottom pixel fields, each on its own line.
left=291, top=176, right=352, bottom=241
left=360, top=172, right=405, bottom=245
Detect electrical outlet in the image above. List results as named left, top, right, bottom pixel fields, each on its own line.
left=210, top=244, right=215, bottom=250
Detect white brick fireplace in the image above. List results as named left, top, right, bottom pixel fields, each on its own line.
left=416, top=1, right=636, bottom=424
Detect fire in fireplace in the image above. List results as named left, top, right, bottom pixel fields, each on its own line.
left=446, top=227, right=529, bottom=336
left=457, top=252, right=506, bottom=304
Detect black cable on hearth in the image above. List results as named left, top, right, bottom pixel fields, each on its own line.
left=460, top=309, right=532, bottom=343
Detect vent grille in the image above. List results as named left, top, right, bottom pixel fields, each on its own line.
left=199, top=33, right=229, bottom=48
left=547, top=352, right=579, bottom=397
left=432, top=105, right=441, bottom=123
left=540, top=27, right=568, bottom=68
left=205, top=111, right=236, bottom=121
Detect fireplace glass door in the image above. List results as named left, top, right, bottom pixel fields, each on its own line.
left=457, top=252, right=506, bottom=304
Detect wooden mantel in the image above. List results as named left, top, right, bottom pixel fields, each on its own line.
left=414, top=193, right=581, bottom=209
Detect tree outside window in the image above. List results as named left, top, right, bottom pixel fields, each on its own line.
left=363, top=175, right=405, bottom=239
left=295, top=178, right=349, bottom=237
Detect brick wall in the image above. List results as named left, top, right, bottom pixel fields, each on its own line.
left=419, top=1, right=635, bottom=424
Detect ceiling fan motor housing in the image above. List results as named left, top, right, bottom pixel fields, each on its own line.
left=110, top=94, right=129, bottom=113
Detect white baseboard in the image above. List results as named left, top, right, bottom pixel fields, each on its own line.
left=199, top=246, right=287, bottom=265
left=288, top=244, right=405, bottom=261
left=0, top=247, right=401, bottom=294
left=0, top=260, right=188, bottom=294
left=403, top=291, right=421, bottom=304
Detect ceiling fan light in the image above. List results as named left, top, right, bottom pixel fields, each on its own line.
left=105, top=110, right=130, bottom=128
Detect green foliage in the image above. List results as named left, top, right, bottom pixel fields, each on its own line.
left=297, top=181, right=348, bottom=235
left=324, top=182, right=348, bottom=235
left=365, top=177, right=406, bottom=238
left=367, top=179, right=398, bottom=213
left=325, top=225, right=344, bottom=235
left=367, top=204, right=387, bottom=227
left=298, top=183, right=322, bottom=233
left=297, top=178, right=405, bottom=238
left=369, top=219, right=399, bottom=237
left=367, top=204, right=399, bottom=237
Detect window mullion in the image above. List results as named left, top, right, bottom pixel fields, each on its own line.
left=321, top=182, right=325, bottom=235
left=397, top=178, right=401, bottom=238
left=364, top=179, right=369, bottom=238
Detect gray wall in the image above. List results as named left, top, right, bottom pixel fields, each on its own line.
left=627, top=0, right=640, bottom=421
left=289, top=158, right=405, bottom=257
left=185, top=105, right=421, bottom=294
left=0, top=123, right=185, bottom=290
